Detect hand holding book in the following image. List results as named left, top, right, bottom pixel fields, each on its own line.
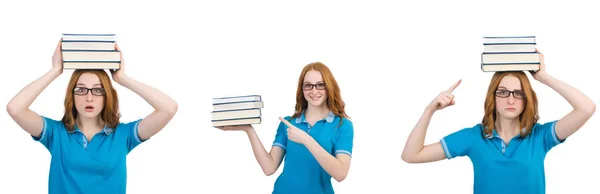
left=529, top=48, right=548, bottom=81
left=215, top=124, right=253, bottom=132
left=109, top=43, right=126, bottom=83
left=51, top=39, right=64, bottom=74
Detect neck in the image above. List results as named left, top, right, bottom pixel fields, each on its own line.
left=306, top=104, right=330, bottom=119
left=76, top=116, right=104, bottom=133
left=494, top=115, right=521, bottom=138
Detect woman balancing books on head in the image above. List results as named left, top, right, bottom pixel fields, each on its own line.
left=401, top=49, right=596, bottom=194
left=6, top=39, right=178, bottom=194
left=217, top=62, right=354, bottom=194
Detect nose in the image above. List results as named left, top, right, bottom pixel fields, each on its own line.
left=86, top=92, right=94, bottom=102
left=507, top=94, right=515, bottom=104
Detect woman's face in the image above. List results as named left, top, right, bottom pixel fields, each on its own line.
left=73, top=73, right=105, bottom=119
left=302, top=70, right=328, bottom=108
left=495, top=75, right=525, bottom=120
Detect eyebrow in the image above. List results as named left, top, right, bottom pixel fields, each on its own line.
left=498, top=86, right=522, bottom=90
left=303, top=81, right=325, bottom=84
left=76, top=83, right=102, bottom=87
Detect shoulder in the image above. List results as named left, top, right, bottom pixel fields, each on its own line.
left=115, top=119, right=143, bottom=131
left=332, top=117, right=353, bottom=134
left=453, top=123, right=484, bottom=137
left=533, top=120, right=557, bottom=130
left=339, top=117, right=352, bottom=123
left=530, top=120, right=558, bottom=134
left=41, top=116, right=63, bottom=125
left=338, top=117, right=353, bottom=127
left=40, top=116, right=66, bottom=130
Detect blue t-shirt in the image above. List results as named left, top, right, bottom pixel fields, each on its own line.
left=272, top=111, right=354, bottom=194
left=440, top=120, right=565, bottom=194
left=33, top=116, right=145, bottom=194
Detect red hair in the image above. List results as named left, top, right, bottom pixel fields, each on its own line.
left=62, top=69, right=120, bottom=132
left=482, top=71, right=539, bottom=138
left=292, top=62, right=349, bottom=125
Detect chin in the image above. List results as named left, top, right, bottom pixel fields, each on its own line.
left=308, top=100, right=326, bottom=107
left=499, top=111, right=521, bottom=120
left=78, top=111, right=101, bottom=119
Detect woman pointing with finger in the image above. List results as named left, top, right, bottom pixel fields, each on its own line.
left=401, top=50, right=595, bottom=194
left=217, top=62, right=353, bottom=194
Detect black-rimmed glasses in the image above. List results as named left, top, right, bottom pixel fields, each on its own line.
left=74, top=87, right=106, bottom=96
left=302, top=83, right=326, bottom=91
left=495, top=89, right=525, bottom=99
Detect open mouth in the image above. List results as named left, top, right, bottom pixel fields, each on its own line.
left=85, top=105, right=94, bottom=112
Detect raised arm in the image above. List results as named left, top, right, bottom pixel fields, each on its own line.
left=217, top=125, right=286, bottom=176
left=110, top=44, right=178, bottom=141
left=531, top=51, right=596, bottom=141
left=401, top=80, right=461, bottom=163
left=6, top=40, right=63, bottom=137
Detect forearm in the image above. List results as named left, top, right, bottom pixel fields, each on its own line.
left=117, top=76, right=177, bottom=113
left=7, top=68, right=62, bottom=114
left=303, top=138, right=349, bottom=181
left=246, top=128, right=279, bottom=175
left=538, top=73, right=595, bottom=113
left=401, top=107, right=435, bottom=161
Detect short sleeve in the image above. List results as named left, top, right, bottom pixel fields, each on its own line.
left=333, top=119, right=354, bottom=157
left=537, top=120, right=564, bottom=152
left=272, top=116, right=290, bottom=150
left=123, top=119, right=144, bottom=152
left=32, top=116, right=60, bottom=151
left=440, top=125, right=478, bottom=159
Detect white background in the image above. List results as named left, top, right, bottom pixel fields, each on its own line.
left=1, top=0, right=598, bottom=193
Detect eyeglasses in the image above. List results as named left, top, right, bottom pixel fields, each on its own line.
left=302, top=83, right=326, bottom=91
left=495, top=89, right=525, bottom=99
left=74, top=87, right=106, bottom=96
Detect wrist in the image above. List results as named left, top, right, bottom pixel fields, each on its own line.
left=243, top=125, right=255, bottom=134
left=301, top=136, right=315, bottom=146
left=425, top=106, right=436, bottom=114
left=49, top=68, right=62, bottom=76
left=115, top=75, right=131, bottom=85
left=536, top=72, right=552, bottom=83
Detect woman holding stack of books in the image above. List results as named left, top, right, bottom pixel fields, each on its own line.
left=6, top=39, right=178, bottom=194
left=400, top=50, right=595, bottom=194
left=217, top=62, right=354, bottom=194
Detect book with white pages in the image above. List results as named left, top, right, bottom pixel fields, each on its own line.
left=211, top=108, right=261, bottom=121
left=481, top=52, right=540, bottom=64
left=481, top=63, right=540, bottom=72
left=212, top=95, right=262, bottom=105
left=62, top=41, right=116, bottom=50
left=62, top=50, right=121, bottom=62
left=62, top=33, right=116, bottom=41
left=63, top=62, right=120, bottom=69
left=483, top=44, right=536, bottom=53
left=483, top=36, right=536, bottom=44
left=213, top=101, right=264, bottom=112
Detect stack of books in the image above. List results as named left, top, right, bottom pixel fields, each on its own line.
left=61, top=33, right=121, bottom=70
left=480, top=36, right=540, bottom=72
left=211, top=95, right=264, bottom=127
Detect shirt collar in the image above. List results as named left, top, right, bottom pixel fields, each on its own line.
left=486, top=127, right=527, bottom=139
left=295, top=110, right=335, bottom=124
left=70, top=124, right=114, bottom=135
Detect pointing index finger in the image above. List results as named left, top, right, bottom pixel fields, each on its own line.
left=446, top=79, right=462, bottom=93
left=279, top=117, right=293, bottom=127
